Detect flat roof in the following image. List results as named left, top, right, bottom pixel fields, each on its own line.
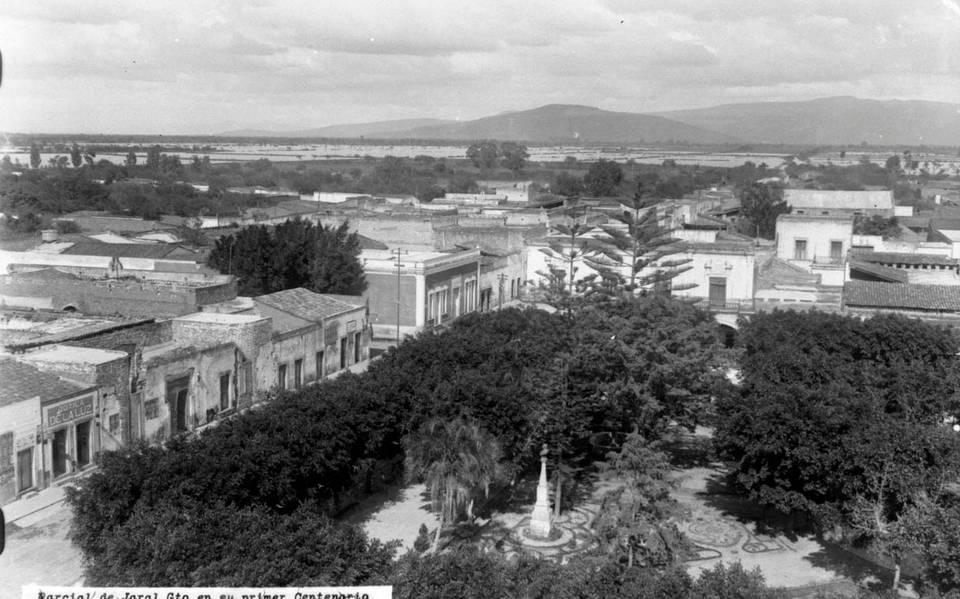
left=174, top=311, right=267, bottom=325
left=777, top=213, right=855, bottom=222
left=22, top=344, right=128, bottom=365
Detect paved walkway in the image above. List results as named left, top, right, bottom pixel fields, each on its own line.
left=0, top=489, right=84, bottom=597
left=343, top=483, right=439, bottom=552
left=352, top=433, right=905, bottom=595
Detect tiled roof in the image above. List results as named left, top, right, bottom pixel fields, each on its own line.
left=60, top=242, right=177, bottom=259
left=357, top=234, right=388, bottom=250
left=849, top=261, right=909, bottom=283
left=852, top=251, right=958, bottom=267
left=254, top=288, right=359, bottom=322
left=843, top=281, right=960, bottom=311
left=0, top=359, right=87, bottom=408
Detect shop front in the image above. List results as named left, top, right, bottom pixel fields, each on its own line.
left=40, top=391, right=98, bottom=485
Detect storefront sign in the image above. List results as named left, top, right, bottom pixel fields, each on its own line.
left=46, top=395, right=94, bottom=427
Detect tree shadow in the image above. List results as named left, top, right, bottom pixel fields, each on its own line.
left=662, top=431, right=717, bottom=469
left=802, top=542, right=899, bottom=593
left=698, top=471, right=811, bottom=543
left=441, top=518, right=515, bottom=553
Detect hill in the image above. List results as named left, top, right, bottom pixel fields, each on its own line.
left=653, top=97, right=960, bottom=147
left=381, top=104, right=739, bottom=144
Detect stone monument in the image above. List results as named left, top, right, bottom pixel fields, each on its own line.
left=528, top=443, right=553, bottom=538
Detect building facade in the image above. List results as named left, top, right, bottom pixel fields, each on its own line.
left=361, top=248, right=482, bottom=347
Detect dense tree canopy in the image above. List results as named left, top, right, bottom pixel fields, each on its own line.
left=736, top=182, right=789, bottom=239
left=498, top=141, right=529, bottom=174
left=465, top=141, right=499, bottom=170
left=207, top=218, right=366, bottom=296
left=583, top=159, right=625, bottom=196
left=394, top=548, right=783, bottom=599
left=854, top=214, right=901, bottom=239
left=715, top=310, right=960, bottom=592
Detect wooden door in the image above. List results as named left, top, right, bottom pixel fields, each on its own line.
left=709, top=277, right=727, bottom=308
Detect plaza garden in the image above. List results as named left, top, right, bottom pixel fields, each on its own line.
left=67, top=298, right=960, bottom=598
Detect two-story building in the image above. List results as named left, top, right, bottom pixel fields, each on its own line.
left=361, top=248, right=482, bottom=349
left=784, top=189, right=894, bottom=217
left=775, top=214, right=853, bottom=286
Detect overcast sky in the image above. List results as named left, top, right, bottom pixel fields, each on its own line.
left=1, top=0, right=958, bottom=135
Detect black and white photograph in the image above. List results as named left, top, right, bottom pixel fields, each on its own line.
left=0, top=1, right=959, bottom=596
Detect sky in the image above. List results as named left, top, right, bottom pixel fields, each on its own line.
left=1, top=0, right=958, bottom=135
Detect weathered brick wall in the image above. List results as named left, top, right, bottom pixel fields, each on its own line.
left=170, top=317, right=275, bottom=408
left=70, top=321, right=173, bottom=353
left=435, top=225, right=531, bottom=253
left=0, top=277, right=237, bottom=318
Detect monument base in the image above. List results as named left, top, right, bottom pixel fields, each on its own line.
left=528, top=504, right=553, bottom=539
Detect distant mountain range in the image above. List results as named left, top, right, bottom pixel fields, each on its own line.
left=220, top=97, right=960, bottom=147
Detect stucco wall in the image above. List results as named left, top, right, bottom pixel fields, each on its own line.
left=139, top=344, right=237, bottom=443
left=0, top=397, right=41, bottom=504
left=776, top=217, right=853, bottom=269
left=365, top=272, right=419, bottom=329
left=671, top=250, right=756, bottom=302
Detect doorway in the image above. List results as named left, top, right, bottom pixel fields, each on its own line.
left=52, top=429, right=67, bottom=477
left=709, top=277, right=727, bottom=309
left=17, top=448, right=33, bottom=492
left=75, top=420, right=91, bottom=469
left=175, top=389, right=188, bottom=433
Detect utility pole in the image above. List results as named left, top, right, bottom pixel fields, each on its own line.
left=391, top=248, right=409, bottom=347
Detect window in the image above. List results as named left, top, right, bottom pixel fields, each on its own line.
left=464, top=279, right=477, bottom=311
left=340, top=337, right=348, bottom=369
left=427, top=288, right=449, bottom=323
left=144, top=398, right=159, bottom=419
left=316, top=350, right=325, bottom=380
left=510, top=279, right=516, bottom=298
left=294, top=359, right=303, bottom=389
left=830, top=241, right=843, bottom=261
left=219, top=372, right=230, bottom=410
left=794, top=239, right=807, bottom=260
left=354, top=332, right=362, bottom=363
left=108, top=413, right=119, bottom=434
left=278, top=364, right=287, bottom=391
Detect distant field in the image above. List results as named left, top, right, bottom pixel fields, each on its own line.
left=1, top=142, right=791, bottom=168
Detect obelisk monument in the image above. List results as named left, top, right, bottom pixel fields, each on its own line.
left=529, top=443, right=553, bottom=538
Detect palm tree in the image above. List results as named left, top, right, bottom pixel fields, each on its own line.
left=403, top=418, right=502, bottom=552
